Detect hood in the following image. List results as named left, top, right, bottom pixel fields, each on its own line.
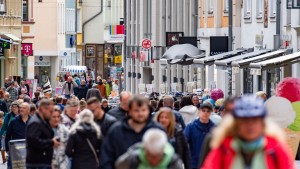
left=179, top=105, right=198, bottom=115
left=138, top=143, right=174, bottom=168
left=210, top=115, right=286, bottom=149
left=71, top=122, right=99, bottom=138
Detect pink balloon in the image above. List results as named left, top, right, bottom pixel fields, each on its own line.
left=211, top=89, right=224, bottom=101
left=276, top=77, right=300, bottom=102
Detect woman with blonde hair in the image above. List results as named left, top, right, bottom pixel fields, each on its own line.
left=154, top=107, right=191, bottom=169
left=66, top=109, right=101, bottom=169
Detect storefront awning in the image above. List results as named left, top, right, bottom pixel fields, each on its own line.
left=214, top=49, right=271, bottom=70
left=3, top=33, right=21, bottom=42
left=249, top=51, right=300, bottom=70
left=231, top=49, right=288, bottom=68
left=62, top=66, right=87, bottom=73
left=193, top=49, right=246, bottom=67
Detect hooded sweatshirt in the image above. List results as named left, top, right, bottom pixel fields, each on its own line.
left=116, top=143, right=183, bottom=169
left=179, top=105, right=198, bottom=125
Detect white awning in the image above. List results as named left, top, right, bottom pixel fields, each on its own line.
left=62, top=66, right=87, bottom=73
left=3, top=33, right=21, bottom=42
left=249, top=51, right=300, bottom=69
left=231, top=49, right=287, bottom=68
left=193, top=49, right=246, bottom=66
left=214, top=49, right=271, bottom=69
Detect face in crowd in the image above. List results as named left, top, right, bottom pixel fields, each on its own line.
left=199, top=107, right=212, bottom=123
left=128, top=99, right=149, bottom=124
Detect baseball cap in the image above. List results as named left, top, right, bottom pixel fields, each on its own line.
left=200, top=102, right=213, bottom=111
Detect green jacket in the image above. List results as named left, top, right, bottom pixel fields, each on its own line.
left=106, top=83, right=111, bottom=97
left=116, top=143, right=183, bottom=169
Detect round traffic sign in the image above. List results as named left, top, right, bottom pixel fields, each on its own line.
left=142, top=39, right=152, bottom=50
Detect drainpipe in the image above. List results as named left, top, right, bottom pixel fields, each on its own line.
left=82, top=0, right=103, bottom=43
left=124, top=0, right=127, bottom=90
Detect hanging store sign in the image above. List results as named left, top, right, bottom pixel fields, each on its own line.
left=166, top=32, right=184, bottom=47
left=0, top=40, right=10, bottom=49
left=34, top=56, right=51, bottom=66
left=142, top=39, right=152, bottom=50
left=21, top=43, right=33, bottom=56
left=209, top=36, right=228, bottom=56
left=264, top=0, right=268, bottom=28
left=86, top=45, right=95, bottom=57
left=114, top=55, right=122, bottom=64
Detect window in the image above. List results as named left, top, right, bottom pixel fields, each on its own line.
left=270, top=0, right=276, bottom=18
left=23, top=0, right=28, bottom=21
left=224, top=0, right=229, bottom=13
left=256, top=0, right=263, bottom=19
left=208, top=0, right=214, bottom=14
left=77, top=9, right=81, bottom=32
left=244, top=0, right=251, bottom=18
left=0, top=0, right=6, bottom=14
left=287, top=0, right=292, bottom=8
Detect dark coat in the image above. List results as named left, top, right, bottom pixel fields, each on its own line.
left=170, top=127, right=192, bottom=169
left=66, top=123, right=101, bottom=169
left=100, top=118, right=164, bottom=169
left=102, top=106, right=111, bottom=114
left=76, top=85, right=89, bottom=100
left=0, top=99, right=8, bottom=113
left=26, top=113, right=54, bottom=167
left=107, top=106, right=127, bottom=120
left=95, top=113, right=117, bottom=136
left=184, top=119, right=214, bottom=168
left=86, top=88, right=102, bottom=101
left=5, top=115, right=31, bottom=151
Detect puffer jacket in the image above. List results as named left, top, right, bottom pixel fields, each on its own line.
left=115, top=143, right=183, bottom=169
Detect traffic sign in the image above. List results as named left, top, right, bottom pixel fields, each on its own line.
left=142, top=38, right=152, bottom=50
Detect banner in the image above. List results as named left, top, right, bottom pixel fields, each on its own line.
left=9, top=139, right=26, bottom=169
left=26, top=79, right=35, bottom=98
left=21, top=43, right=33, bottom=56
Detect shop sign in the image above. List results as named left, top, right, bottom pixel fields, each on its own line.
left=34, top=56, right=51, bottom=66
left=166, top=32, right=184, bottom=47
left=0, top=46, right=4, bottom=57
left=86, top=45, right=95, bottom=57
left=209, top=36, right=228, bottom=56
left=114, top=55, right=122, bottom=63
left=21, top=43, right=33, bottom=56
left=0, top=40, right=10, bottom=49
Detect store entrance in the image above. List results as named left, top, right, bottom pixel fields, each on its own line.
left=34, top=66, right=51, bottom=86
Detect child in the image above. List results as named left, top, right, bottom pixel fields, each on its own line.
left=0, top=111, right=6, bottom=164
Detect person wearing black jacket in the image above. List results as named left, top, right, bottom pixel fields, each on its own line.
left=100, top=95, right=164, bottom=169
left=76, top=80, right=89, bottom=100
left=66, top=109, right=101, bottom=169
left=107, top=91, right=132, bottom=120
left=26, top=99, right=60, bottom=169
left=154, top=107, right=192, bottom=169
left=6, top=102, right=31, bottom=169
left=87, top=97, right=117, bottom=136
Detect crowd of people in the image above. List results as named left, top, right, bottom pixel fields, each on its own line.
left=0, top=76, right=296, bottom=169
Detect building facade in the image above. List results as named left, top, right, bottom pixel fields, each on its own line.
left=0, top=0, right=22, bottom=86
left=125, top=0, right=198, bottom=94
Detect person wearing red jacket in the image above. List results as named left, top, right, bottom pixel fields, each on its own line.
left=201, top=95, right=295, bottom=169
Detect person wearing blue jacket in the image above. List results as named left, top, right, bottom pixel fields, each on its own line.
left=184, top=102, right=215, bottom=169
left=100, top=95, right=164, bottom=169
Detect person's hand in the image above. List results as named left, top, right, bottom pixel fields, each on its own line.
left=52, top=138, right=60, bottom=148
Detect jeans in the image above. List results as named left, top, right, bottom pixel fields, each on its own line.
left=7, top=155, right=11, bottom=169
left=27, top=167, right=51, bottom=169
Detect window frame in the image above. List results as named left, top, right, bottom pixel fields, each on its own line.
left=256, top=0, right=263, bottom=19
left=22, top=0, right=29, bottom=21
left=270, top=0, right=276, bottom=18
left=207, top=0, right=214, bottom=15
left=0, top=0, right=6, bottom=14
left=224, top=0, right=229, bottom=13
left=244, top=0, right=252, bottom=20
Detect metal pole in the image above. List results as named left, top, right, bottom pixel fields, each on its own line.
left=276, top=0, right=281, bottom=35
left=124, top=0, right=127, bottom=90
left=228, top=0, right=233, bottom=95
left=75, top=0, right=78, bottom=65
left=228, top=0, right=233, bottom=51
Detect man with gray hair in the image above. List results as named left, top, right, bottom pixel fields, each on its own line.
left=162, top=95, right=186, bottom=129
left=116, top=129, right=183, bottom=169
left=62, top=99, right=79, bottom=129
left=86, top=83, right=102, bottom=101
left=107, top=91, right=132, bottom=120
left=5, top=102, right=31, bottom=169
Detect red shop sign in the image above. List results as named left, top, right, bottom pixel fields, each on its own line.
left=21, top=43, right=33, bottom=56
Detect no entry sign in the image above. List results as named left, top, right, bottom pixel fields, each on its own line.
left=142, top=38, right=152, bottom=50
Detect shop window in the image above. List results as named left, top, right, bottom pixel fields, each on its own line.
left=0, top=0, right=6, bottom=14
left=244, top=0, right=252, bottom=21
left=256, top=0, right=263, bottom=19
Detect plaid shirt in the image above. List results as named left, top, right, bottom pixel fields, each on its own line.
left=6, top=87, right=18, bottom=101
